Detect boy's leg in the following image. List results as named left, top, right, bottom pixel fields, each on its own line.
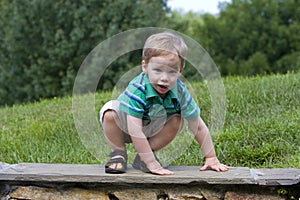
left=102, top=110, right=127, bottom=172
left=148, top=115, right=183, bottom=151
left=102, top=110, right=126, bottom=151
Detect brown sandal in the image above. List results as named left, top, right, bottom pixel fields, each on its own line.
left=105, top=149, right=127, bottom=174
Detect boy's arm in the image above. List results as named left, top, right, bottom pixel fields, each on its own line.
left=188, top=116, right=228, bottom=172
left=127, top=115, right=174, bottom=175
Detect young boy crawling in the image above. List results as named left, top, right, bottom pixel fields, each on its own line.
left=99, top=32, right=228, bottom=175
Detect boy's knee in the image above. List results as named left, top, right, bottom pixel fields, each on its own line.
left=170, top=115, right=181, bottom=122
left=103, top=110, right=118, bottom=123
left=169, top=115, right=183, bottom=130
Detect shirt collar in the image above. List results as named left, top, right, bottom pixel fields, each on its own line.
left=144, top=73, right=178, bottom=100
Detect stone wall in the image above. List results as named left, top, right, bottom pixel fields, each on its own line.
left=2, top=183, right=298, bottom=200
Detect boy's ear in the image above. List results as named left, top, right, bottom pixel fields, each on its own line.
left=142, top=60, right=147, bottom=74
left=179, top=65, right=184, bottom=75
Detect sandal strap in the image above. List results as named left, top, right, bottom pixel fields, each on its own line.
left=105, top=157, right=127, bottom=173
left=105, top=157, right=126, bottom=166
left=109, top=149, right=128, bottom=161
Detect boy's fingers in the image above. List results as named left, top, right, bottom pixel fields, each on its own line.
left=200, top=164, right=229, bottom=172
left=213, top=164, right=228, bottom=172
left=220, top=164, right=229, bottom=171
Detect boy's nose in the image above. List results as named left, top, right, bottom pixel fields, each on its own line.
left=160, top=72, right=168, bottom=82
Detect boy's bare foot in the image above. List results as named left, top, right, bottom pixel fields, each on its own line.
left=150, top=167, right=174, bottom=175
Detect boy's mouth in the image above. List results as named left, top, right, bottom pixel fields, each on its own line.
left=157, top=84, right=169, bottom=92
left=158, top=84, right=168, bottom=89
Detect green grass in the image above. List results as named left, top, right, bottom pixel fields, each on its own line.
left=1, top=73, right=299, bottom=168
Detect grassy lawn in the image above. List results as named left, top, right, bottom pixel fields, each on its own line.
left=0, top=73, right=299, bottom=168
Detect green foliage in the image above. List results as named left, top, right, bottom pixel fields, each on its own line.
left=209, top=0, right=300, bottom=75
left=275, top=51, right=300, bottom=73
left=0, top=0, right=169, bottom=105
left=0, top=73, right=299, bottom=168
left=167, top=0, right=300, bottom=76
left=1, top=0, right=300, bottom=106
left=239, top=52, right=269, bottom=75
left=277, top=187, right=299, bottom=200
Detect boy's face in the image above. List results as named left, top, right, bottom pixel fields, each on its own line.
left=142, top=53, right=182, bottom=98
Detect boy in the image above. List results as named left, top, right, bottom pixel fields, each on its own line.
left=100, top=32, right=228, bottom=175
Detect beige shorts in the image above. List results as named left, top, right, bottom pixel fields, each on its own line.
left=100, top=100, right=179, bottom=142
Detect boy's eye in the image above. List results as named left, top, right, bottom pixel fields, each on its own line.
left=168, top=70, right=178, bottom=75
left=154, top=68, right=162, bottom=72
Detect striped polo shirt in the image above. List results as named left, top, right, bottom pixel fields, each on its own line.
left=118, top=72, right=200, bottom=121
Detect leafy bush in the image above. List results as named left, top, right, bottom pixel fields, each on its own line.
left=0, top=0, right=169, bottom=105
left=239, top=52, right=270, bottom=75
left=275, top=52, right=300, bottom=73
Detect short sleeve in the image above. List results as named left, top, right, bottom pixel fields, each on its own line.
left=178, top=83, right=200, bottom=120
left=118, top=82, right=146, bottom=119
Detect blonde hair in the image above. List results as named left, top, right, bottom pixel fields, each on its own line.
left=142, top=32, right=188, bottom=69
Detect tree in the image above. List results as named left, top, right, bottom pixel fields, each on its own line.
left=200, top=0, right=300, bottom=75
left=0, top=0, right=169, bottom=105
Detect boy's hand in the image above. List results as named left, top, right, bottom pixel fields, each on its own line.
left=147, top=161, right=174, bottom=175
left=200, top=157, right=229, bottom=172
